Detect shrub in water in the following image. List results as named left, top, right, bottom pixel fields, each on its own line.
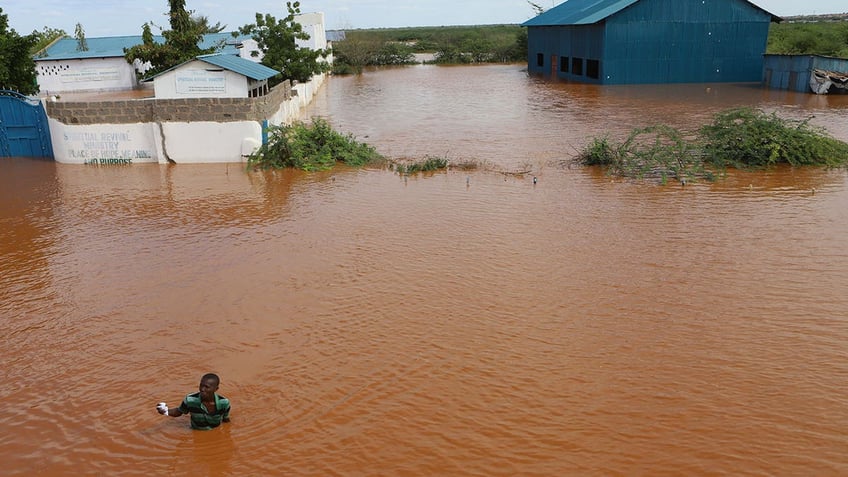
left=248, top=118, right=383, bottom=171
left=393, top=155, right=449, bottom=174
left=699, top=107, right=848, bottom=168
left=577, top=108, right=848, bottom=183
left=578, top=125, right=708, bottom=182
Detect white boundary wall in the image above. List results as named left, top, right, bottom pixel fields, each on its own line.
left=48, top=74, right=326, bottom=164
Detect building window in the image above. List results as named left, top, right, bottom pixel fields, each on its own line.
left=537, top=53, right=544, bottom=67
left=560, top=57, right=569, bottom=73
left=572, top=57, right=584, bottom=76
left=586, top=59, right=600, bottom=79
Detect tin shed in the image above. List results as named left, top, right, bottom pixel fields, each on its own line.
left=523, top=0, right=780, bottom=84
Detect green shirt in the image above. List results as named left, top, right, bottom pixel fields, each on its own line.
left=179, top=392, right=231, bottom=430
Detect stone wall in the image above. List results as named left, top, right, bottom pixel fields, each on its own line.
left=46, top=80, right=293, bottom=125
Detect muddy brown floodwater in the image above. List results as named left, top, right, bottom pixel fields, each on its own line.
left=2, top=64, right=848, bottom=476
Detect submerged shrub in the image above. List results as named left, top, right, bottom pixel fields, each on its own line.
left=577, top=108, right=848, bottom=183
left=393, top=155, right=449, bottom=174
left=577, top=125, right=709, bottom=182
left=699, top=107, right=848, bottom=168
left=248, top=118, right=383, bottom=171
left=578, top=136, right=621, bottom=167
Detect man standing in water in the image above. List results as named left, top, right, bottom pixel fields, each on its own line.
left=157, top=373, right=231, bottom=430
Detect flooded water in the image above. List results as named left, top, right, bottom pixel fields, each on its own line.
left=2, top=64, right=848, bottom=476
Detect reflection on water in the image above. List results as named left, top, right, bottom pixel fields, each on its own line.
left=2, top=65, right=848, bottom=475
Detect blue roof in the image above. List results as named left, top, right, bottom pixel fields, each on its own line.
left=142, top=53, right=279, bottom=82
left=37, top=32, right=252, bottom=61
left=195, top=54, right=280, bottom=81
left=521, top=0, right=780, bottom=26
left=37, top=35, right=161, bottom=60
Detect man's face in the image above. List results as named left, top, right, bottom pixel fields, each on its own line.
left=199, top=378, right=218, bottom=400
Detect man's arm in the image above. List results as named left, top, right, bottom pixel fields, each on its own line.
left=222, top=402, right=231, bottom=423
left=156, top=401, right=187, bottom=417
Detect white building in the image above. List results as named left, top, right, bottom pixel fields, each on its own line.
left=35, top=36, right=145, bottom=94
left=149, top=54, right=280, bottom=99
left=34, top=33, right=254, bottom=95
left=294, top=12, right=328, bottom=52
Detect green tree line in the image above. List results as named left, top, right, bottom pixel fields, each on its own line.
left=767, top=21, right=848, bottom=57
left=332, top=25, right=527, bottom=74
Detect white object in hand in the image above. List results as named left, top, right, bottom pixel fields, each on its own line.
left=157, top=402, right=169, bottom=416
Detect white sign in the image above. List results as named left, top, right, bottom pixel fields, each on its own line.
left=61, top=128, right=155, bottom=165
left=175, top=70, right=227, bottom=94
left=60, top=67, right=121, bottom=83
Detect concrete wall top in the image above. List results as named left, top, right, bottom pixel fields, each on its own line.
left=46, top=80, right=292, bottom=125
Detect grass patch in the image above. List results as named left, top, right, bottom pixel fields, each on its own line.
left=392, top=155, right=449, bottom=174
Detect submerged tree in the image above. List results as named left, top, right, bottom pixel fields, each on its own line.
left=239, top=1, right=329, bottom=85
left=124, top=0, right=219, bottom=77
left=0, top=7, right=39, bottom=94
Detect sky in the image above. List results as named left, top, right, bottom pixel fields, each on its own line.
left=3, top=0, right=847, bottom=37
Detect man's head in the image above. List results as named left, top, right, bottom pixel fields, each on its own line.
left=199, top=373, right=220, bottom=400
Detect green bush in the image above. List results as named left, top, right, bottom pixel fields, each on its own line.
left=247, top=117, right=383, bottom=171
left=577, top=125, right=708, bottom=182
left=699, top=108, right=848, bottom=168
left=577, top=108, right=848, bottom=183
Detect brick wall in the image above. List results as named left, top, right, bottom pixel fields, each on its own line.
left=46, top=80, right=293, bottom=125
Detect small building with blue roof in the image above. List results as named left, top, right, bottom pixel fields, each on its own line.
left=522, top=0, right=781, bottom=84
left=147, top=53, right=280, bottom=99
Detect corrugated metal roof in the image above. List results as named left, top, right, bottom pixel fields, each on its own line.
left=522, top=0, right=640, bottom=26
left=37, top=32, right=252, bottom=61
left=521, top=0, right=780, bottom=26
left=196, top=54, right=280, bottom=81
left=36, top=35, right=163, bottom=60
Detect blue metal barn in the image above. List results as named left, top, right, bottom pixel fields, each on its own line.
left=523, top=0, right=780, bottom=84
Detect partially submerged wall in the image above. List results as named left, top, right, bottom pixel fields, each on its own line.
left=45, top=75, right=325, bottom=164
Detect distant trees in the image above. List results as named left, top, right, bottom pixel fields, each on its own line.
left=124, top=0, right=219, bottom=78
left=332, top=40, right=416, bottom=74
left=0, top=7, right=38, bottom=94
left=238, top=1, right=329, bottom=84
left=333, top=25, right=527, bottom=72
left=767, top=21, right=848, bottom=57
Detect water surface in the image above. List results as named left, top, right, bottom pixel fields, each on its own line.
left=2, top=65, right=847, bottom=475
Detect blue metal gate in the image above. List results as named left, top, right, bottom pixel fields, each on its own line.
left=0, top=90, right=54, bottom=159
